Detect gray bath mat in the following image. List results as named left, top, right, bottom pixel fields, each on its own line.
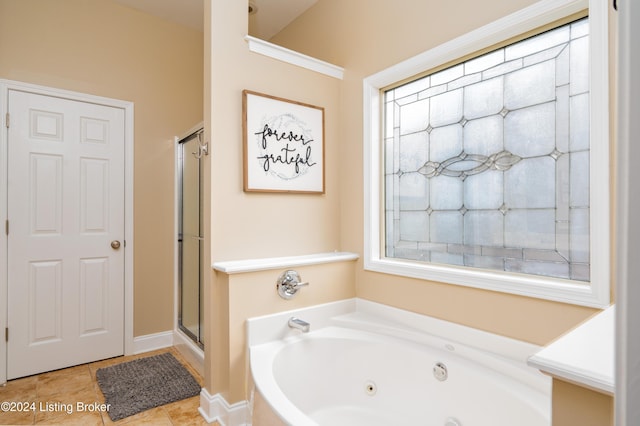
left=96, top=352, right=201, bottom=421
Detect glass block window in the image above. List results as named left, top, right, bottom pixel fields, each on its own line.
left=384, top=18, right=591, bottom=282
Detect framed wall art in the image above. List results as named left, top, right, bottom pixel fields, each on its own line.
left=242, top=90, right=325, bottom=193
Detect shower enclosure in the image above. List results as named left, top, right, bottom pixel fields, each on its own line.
left=177, top=128, right=205, bottom=349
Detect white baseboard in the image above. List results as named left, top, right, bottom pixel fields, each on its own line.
left=132, top=330, right=174, bottom=354
left=173, top=329, right=204, bottom=377
left=135, top=331, right=249, bottom=425
left=199, top=388, right=249, bottom=426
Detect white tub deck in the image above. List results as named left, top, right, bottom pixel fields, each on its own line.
left=247, top=298, right=551, bottom=426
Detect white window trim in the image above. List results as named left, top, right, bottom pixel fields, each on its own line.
left=363, top=0, right=610, bottom=308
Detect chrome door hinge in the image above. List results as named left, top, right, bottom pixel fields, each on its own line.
left=4, top=220, right=7, bottom=236
left=5, top=328, right=7, bottom=342
left=4, top=112, right=9, bottom=128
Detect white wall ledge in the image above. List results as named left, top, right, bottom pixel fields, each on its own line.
left=527, top=305, right=615, bottom=395
left=245, top=35, right=344, bottom=80
left=212, top=251, right=359, bottom=274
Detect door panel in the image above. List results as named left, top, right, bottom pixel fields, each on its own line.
left=29, top=260, right=62, bottom=343
left=30, top=153, right=63, bottom=234
left=7, top=90, right=125, bottom=379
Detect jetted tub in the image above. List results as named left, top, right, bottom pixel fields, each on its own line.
left=247, top=299, right=550, bottom=426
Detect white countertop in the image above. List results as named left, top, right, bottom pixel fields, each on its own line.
left=527, top=305, right=615, bottom=395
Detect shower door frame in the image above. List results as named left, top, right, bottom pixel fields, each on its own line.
left=175, top=124, right=205, bottom=349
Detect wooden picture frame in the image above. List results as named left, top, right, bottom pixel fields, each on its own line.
left=242, top=90, right=325, bottom=193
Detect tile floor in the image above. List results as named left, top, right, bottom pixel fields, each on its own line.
left=0, top=348, right=216, bottom=425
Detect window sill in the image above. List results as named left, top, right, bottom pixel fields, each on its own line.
left=365, top=257, right=610, bottom=308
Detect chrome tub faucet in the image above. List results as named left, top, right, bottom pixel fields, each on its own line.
left=288, top=317, right=310, bottom=333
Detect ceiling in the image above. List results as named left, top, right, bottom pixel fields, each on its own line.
left=111, top=0, right=317, bottom=40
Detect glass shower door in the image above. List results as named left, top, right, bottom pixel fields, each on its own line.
left=178, top=132, right=204, bottom=348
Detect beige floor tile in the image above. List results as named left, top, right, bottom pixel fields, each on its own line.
left=36, top=366, right=93, bottom=398
left=0, top=409, right=36, bottom=425
left=0, top=348, right=206, bottom=425
left=35, top=387, right=101, bottom=424
left=103, top=406, right=173, bottom=425
left=163, top=396, right=209, bottom=426
left=35, top=406, right=103, bottom=426
left=0, top=375, right=38, bottom=401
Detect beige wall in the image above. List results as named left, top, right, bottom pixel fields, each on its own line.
left=223, top=261, right=356, bottom=402
left=267, top=0, right=617, bottom=423
left=271, top=0, right=613, bottom=345
left=2, top=0, right=617, bottom=421
left=0, top=0, right=204, bottom=337
left=207, top=36, right=342, bottom=261
left=205, top=0, right=344, bottom=397
left=203, top=1, right=616, bottom=422
left=553, top=379, right=614, bottom=426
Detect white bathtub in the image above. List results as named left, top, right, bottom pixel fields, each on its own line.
left=248, top=299, right=550, bottom=426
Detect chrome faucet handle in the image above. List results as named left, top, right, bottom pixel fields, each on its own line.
left=277, top=270, right=308, bottom=299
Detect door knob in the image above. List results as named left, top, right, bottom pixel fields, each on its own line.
left=111, top=240, right=121, bottom=249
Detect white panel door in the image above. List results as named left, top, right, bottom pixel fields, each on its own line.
left=7, top=89, right=125, bottom=379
